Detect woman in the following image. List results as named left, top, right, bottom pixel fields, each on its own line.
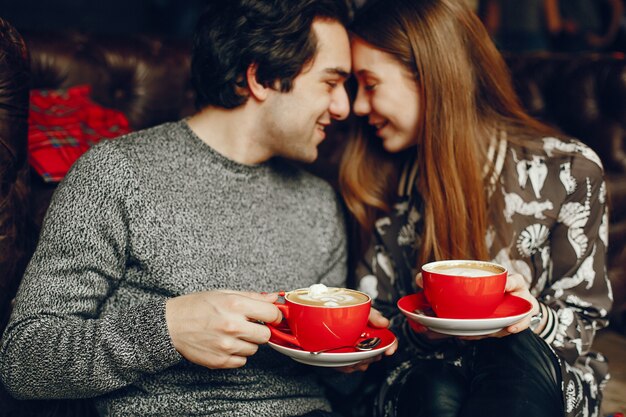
left=339, top=0, right=611, bottom=416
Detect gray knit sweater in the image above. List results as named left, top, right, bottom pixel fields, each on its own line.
left=0, top=121, right=348, bottom=416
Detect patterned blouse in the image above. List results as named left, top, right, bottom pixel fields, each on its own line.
left=355, top=134, right=612, bottom=417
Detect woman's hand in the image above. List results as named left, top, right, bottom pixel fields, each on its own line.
left=460, top=273, right=540, bottom=340
left=500, top=273, right=540, bottom=332
left=417, top=271, right=540, bottom=340
left=335, top=308, right=397, bottom=373
left=415, top=272, right=423, bottom=289
left=412, top=273, right=453, bottom=340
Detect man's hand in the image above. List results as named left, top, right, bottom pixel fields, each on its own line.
left=335, top=307, right=397, bottom=373
left=165, top=291, right=282, bottom=369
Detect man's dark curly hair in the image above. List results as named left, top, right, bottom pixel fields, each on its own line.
left=191, top=0, right=350, bottom=110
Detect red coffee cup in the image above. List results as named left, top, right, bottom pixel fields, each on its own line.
left=421, top=260, right=507, bottom=319
left=267, top=287, right=371, bottom=352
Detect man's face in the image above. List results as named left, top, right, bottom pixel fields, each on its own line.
left=262, top=18, right=351, bottom=163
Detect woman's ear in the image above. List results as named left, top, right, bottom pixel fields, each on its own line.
left=246, top=63, right=270, bottom=101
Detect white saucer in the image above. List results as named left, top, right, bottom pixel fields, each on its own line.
left=397, top=293, right=533, bottom=336
left=267, top=327, right=397, bottom=367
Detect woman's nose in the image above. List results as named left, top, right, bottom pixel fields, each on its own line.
left=353, top=88, right=371, bottom=116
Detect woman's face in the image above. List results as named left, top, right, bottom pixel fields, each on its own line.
left=351, top=36, right=421, bottom=153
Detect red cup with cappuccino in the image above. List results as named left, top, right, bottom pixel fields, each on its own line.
left=421, top=260, right=507, bottom=319
left=267, top=285, right=371, bottom=352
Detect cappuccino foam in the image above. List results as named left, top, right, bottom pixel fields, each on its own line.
left=429, top=262, right=503, bottom=277
left=287, top=286, right=369, bottom=307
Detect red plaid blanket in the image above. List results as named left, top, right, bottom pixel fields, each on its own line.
left=28, top=85, right=132, bottom=182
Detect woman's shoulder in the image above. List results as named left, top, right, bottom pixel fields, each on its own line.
left=509, top=135, right=604, bottom=178
left=540, top=137, right=602, bottom=168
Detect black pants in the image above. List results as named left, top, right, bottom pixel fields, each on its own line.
left=384, top=330, right=564, bottom=417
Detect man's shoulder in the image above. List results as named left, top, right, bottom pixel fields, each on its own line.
left=60, top=121, right=185, bottom=184
left=102, top=121, right=183, bottom=151
left=83, top=120, right=188, bottom=169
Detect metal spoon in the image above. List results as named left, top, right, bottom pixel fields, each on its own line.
left=309, top=337, right=382, bottom=355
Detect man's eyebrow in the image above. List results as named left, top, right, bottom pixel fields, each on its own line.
left=324, top=68, right=350, bottom=78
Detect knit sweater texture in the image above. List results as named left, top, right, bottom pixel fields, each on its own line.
left=0, top=121, right=348, bottom=416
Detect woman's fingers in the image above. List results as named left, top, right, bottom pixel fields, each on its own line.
left=506, top=316, right=531, bottom=334
left=505, top=273, right=527, bottom=293
left=415, top=272, right=423, bottom=288
left=368, top=308, right=390, bottom=328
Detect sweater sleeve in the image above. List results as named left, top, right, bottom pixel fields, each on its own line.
left=540, top=151, right=611, bottom=366
left=0, top=143, right=181, bottom=400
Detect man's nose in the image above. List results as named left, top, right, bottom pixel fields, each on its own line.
left=329, top=85, right=350, bottom=121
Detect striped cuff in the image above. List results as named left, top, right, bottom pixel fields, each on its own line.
left=538, top=303, right=558, bottom=344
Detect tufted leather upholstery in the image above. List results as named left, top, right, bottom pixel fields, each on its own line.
left=0, top=18, right=31, bottom=333
left=22, top=32, right=196, bottom=231
left=0, top=28, right=625, bottom=333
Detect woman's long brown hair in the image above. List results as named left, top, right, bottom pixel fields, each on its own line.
left=340, top=0, right=556, bottom=265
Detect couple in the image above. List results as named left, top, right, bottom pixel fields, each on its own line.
left=0, top=0, right=610, bottom=416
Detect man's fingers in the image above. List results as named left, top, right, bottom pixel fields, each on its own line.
left=237, top=320, right=273, bottom=345
left=230, top=339, right=260, bottom=357
left=222, top=290, right=279, bottom=303
left=247, top=303, right=282, bottom=325
left=220, top=293, right=283, bottom=324
left=204, top=354, right=248, bottom=369
left=212, top=335, right=261, bottom=359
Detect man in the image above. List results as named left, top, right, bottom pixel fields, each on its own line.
left=0, top=1, right=385, bottom=416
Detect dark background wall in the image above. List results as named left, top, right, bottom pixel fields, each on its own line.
left=0, top=0, right=206, bottom=38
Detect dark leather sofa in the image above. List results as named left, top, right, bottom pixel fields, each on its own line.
left=1, top=20, right=626, bottom=336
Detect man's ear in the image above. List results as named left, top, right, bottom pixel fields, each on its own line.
left=246, top=63, right=270, bottom=101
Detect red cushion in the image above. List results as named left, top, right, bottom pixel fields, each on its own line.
left=28, top=85, right=132, bottom=182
